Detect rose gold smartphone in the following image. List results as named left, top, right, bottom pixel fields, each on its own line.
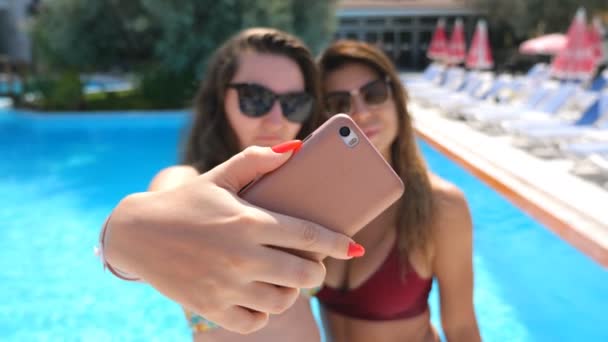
left=239, top=114, right=404, bottom=260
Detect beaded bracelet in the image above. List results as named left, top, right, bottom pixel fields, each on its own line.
left=94, top=214, right=142, bottom=282
left=302, top=286, right=322, bottom=298
left=182, top=287, right=321, bottom=334
left=184, top=309, right=219, bottom=333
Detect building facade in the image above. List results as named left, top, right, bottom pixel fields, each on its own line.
left=335, top=0, right=479, bottom=70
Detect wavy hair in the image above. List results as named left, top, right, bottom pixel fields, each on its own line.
left=318, top=40, right=435, bottom=266
left=183, top=28, right=324, bottom=172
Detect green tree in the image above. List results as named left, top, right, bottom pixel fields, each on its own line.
left=141, top=0, right=336, bottom=77
left=31, top=0, right=160, bottom=72
left=31, top=0, right=337, bottom=75
left=474, top=0, right=608, bottom=39
left=292, top=0, right=338, bottom=54
left=28, top=0, right=338, bottom=109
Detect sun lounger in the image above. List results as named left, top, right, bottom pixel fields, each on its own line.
left=461, top=82, right=575, bottom=134
left=570, top=153, right=608, bottom=188
left=507, top=90, right=608, bottom=156
left=503, top=89, right=599, bottom=134
left=411, top=67, right=468, bottom=106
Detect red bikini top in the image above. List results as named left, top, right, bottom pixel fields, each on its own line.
left=316, top=242, right=432, bottom=321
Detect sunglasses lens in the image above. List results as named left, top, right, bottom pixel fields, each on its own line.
left=362, top=80, right=389, bottom=105
left=280, top=93, right=314, bottom=123
left=235, top=84, right=275, bottom=117
left=325, top=93, right=351, bottom=115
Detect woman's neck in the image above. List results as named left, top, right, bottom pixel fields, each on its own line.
left=381, top=148, right=393, bottom=166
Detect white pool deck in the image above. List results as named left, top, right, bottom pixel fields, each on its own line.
left=409, top=99, right=608, bottom=268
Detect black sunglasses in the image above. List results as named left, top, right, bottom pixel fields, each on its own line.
left=324, top=77, right=391, bottom=115
left=228, top=83, right=314, bottom=123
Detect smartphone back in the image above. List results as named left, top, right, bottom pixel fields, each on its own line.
left=240, top=114, right=404, bottom=254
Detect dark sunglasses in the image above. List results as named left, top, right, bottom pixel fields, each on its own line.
left=228, top=83, right=314, bottom=123
left=324, top=77, right=391, bottom=115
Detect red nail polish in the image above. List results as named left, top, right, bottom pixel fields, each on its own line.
left=347, top=242, right=365, bottom=258
left=271, top=140, right=302, bottom=153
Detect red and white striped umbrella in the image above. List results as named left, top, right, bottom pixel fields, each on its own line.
left=466, top=20, right=493, bottom=70
left=550, top=8, right=596, bottom=80
left=519, top=33, right=567, bottom=55
left=427, top=18, right=448, bottom=61
left=589, top=16, right=605, bottom=68
left=446, top=18, right=466, bottom=65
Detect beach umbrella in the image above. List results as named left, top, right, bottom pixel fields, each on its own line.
left=427, top=18, right=448, bottom=61
left=446, top=18, right=466, bottom=65
left=519, top=33, right=567, bottom=55
left=550, top=8, right=595, bottom=80
left=466, top=20, right=494, bottom=69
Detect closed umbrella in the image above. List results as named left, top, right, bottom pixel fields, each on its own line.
left=550, top=8, right=595, bottom=80
left=446, top=18, right=466, bottom=65
left=466, top=20, right=494, bottom=70
left=589, top=16, right=605, bottom=67
left=427, top=18, right=448, bottom=61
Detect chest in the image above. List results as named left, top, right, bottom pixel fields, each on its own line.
left=324, top=210, right=397, bottom=290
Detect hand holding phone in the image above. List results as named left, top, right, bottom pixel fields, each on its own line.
left=240, top=114, right=404, bottom=260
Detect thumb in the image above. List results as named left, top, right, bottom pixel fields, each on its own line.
left=207, top=141, right=302, bottom=192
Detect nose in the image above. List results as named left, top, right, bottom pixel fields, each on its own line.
left=262, top=100, right=284, bottom=127
left=350, top=93, right=372, bottom=122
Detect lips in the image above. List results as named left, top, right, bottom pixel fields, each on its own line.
left=362, top=126, right=381, bottom=138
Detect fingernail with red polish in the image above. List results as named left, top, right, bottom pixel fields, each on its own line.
left=271, top=140, right=302, bottom=154
left=347, top=242, right=365, bottom=258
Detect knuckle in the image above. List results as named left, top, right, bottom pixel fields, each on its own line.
left=238, top=208, right=261, bottom=227
left=299, top=221, right=321, bottom=246
left=225, top=208, right=261, bottom=242
left=241, top=146, right=264, bottom=161
left=224, top=251, right=248, bottom=271
left=268, top=288, right=296, bottom=314
left=292, top=260, right=321, bottom=288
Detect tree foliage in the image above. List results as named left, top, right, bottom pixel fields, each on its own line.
left=471, top=0, right=607, bottom=71
left=31, top=0, right=338, bottom=76
left=473, top=0, right=607, bottom=39
left=31, top=0, right=160, bottom=72
left=27, top=0, right=337, bottom=109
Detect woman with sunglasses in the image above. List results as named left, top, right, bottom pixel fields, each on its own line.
left=98, top=28, right=365, bottom=341
left=315, top=40, right=481, bottom=342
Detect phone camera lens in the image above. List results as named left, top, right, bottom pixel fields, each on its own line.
left=339, top=126, right=350, bottom=137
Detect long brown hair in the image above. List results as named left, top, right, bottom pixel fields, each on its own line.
left=183, top=28, right=324, bottom=172
left=318, top=40, right=434, bottom=264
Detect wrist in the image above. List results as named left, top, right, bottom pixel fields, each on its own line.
left=97, top=205, right=141, bottom=281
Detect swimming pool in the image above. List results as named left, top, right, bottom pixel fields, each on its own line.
left=1, top=110, right=607, bottom=341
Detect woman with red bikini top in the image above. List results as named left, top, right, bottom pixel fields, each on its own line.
left=316, top=40, right=481, bottom=342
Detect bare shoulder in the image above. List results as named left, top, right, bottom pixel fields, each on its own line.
left=149, top=165, right=200, bottom=191
left=429, top=174, right=472, bottom=237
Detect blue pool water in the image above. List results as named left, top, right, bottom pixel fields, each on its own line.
left=1, top=109, right=607, bottom=341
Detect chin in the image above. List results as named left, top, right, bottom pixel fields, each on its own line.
left=369, top=136, right=385, bottom=149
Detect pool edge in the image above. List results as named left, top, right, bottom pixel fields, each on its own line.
left=414, top=124, right=608, bottom=269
